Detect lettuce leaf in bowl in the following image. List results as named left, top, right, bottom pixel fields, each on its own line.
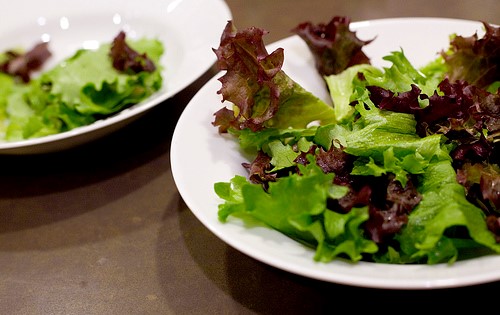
left=0, top=31, right=164, bottom=141
left=212, top=18, right=500, bottom=265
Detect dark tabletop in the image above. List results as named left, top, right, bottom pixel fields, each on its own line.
left=1, top=0, right=500, bottom=314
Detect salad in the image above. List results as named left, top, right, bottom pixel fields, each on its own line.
left=211, top=17, right=500, bottom=265
left=0, top=31, right=163, bottom=142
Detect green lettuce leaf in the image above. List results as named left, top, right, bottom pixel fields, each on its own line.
left=398, top=160, right=500, bottom=264
left=215, top=160, right=377, bottom=262
left=1, top=35, right=163, bottom=141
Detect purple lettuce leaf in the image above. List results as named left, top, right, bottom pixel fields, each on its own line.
left=291, top=16, right=373, bottom=76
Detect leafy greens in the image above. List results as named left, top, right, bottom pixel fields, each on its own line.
left=0, top=31, right=163, bottom=141
left=212, top=17, right=500, bottom=264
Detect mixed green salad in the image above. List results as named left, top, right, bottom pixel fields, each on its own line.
left=212, top=17, right=500, bottom=265
left=0, top=31, right=163, bottom=141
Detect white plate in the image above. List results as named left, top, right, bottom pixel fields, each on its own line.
left=171, top=17, right=500, bottom=289
left=0, top=0, right=232, bottom=154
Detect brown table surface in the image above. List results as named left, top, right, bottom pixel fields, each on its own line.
left=1, top=0, right=499, bottom=314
